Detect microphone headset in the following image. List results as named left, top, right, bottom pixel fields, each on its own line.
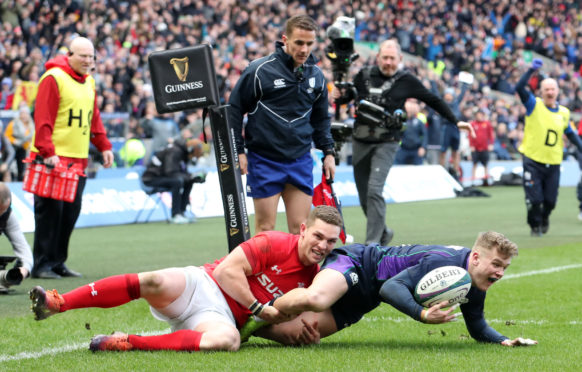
left=295, top=66, right=304, bottom=83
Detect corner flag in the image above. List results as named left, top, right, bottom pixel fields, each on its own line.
left=312, top=172, right=347, bottom=243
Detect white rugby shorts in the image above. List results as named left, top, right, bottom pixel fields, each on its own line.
left=150, top=266, right=236, bottom=331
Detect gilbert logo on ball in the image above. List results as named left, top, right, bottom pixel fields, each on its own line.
left=414, top=266, right=471, bottom=308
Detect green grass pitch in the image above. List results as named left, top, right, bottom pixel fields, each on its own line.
left=1, top=186, right=581, bottom=371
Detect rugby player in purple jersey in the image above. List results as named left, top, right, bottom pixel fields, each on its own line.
left=244, top=231, right=537, bottom=347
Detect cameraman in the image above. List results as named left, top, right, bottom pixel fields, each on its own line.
left=333, top=39, right=473, bottom=245
left=0, top=182, right=33, bottom=292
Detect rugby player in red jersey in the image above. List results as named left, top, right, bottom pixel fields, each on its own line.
left=29, top=205, right=342, bottom=352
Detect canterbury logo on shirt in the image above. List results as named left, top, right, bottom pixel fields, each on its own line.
left=349, top=272, right=359, bottom=285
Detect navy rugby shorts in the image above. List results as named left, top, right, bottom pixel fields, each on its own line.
left=321, top=250, right=377, bottom=331
left=246, top=151, right=313, bottom=198
left=440, top=125, right=460, bottom=152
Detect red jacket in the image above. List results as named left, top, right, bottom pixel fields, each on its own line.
left=469, top=120, right=495, bottom=152
left=33, top=55, right=111, bottom=169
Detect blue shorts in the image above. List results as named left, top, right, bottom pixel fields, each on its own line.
left=246, top=151, right=313, bottom=198
left=440, top=125, right=460, bottom=152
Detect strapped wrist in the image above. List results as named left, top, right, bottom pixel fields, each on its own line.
left=421, top=309, right=428, bottom=323
left=323, top=147, right=336, bottom=158
left=248, top=300, right=264, bottom=316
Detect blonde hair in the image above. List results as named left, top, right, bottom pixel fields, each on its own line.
left=472, top=231, right=518, bottom=257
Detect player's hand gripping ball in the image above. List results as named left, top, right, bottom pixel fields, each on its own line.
left=414, top=266, right=471, bottom=308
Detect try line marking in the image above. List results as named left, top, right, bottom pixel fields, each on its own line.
left=0, top=343, right=86, bottom=362
left=502, top=263, right=582, bottom=280
left=0, top=329, right=165, bottom=363
left=2, top=264, right=581, bottom=362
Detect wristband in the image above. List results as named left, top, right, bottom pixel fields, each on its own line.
left=248, top=300, right=264, bottom=316
left=248, top=300, right=260, bottom=313
left=421, top=310, right=428, bottom=323
left=323, top=147, right=336, bottom=158
left=253, top=303, right=264, bottom=316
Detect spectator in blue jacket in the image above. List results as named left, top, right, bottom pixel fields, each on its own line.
left=439, top=82, right=470, bottom=180
left=228, top=15, right=335, bottom=235
left=395, top=98, right=427, bottom=165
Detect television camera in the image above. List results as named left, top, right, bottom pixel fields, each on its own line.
left=356, top=100, right=407, bottom=132
left=0, top=256, right=22, bottom=292
left=325, top=16, right=359, bottom=84
left=326, top=16, right=359, bottom=158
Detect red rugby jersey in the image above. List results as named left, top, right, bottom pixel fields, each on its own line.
left=204, top=231, right=319, bottom=328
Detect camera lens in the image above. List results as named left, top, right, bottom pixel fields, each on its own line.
left=0, top=268, right=23, bottom=286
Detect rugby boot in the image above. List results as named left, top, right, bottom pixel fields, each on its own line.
left=89, top=332, right=133, bottom=352
left=29, top=286, right=65, bottom=320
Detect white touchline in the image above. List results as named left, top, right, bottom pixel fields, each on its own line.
left=0, top=343, right=85, bottom=362
left=502, top=263, right=582, bottom=280
left=2, top=264, right=581, bottom=362
left=0, top=329, right=166, bottom=363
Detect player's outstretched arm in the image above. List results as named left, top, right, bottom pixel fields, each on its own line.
left=273, top=269, right=347, bottom=315
left=501, top=337, right=538, bottom=347
left=379, top=270, right=426, bottom=321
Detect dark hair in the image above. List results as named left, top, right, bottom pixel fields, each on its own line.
left=306, top=205, right=343, bottom=229
left=285, top=15, right=318, bottom=37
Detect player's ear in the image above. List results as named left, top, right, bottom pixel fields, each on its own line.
left=299, top=222, right=307, bottom=236
left=68, top=51, right=73, bottom=57
left=471, top=250, right=480, bottom=265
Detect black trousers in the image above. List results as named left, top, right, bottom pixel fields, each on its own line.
left=14, top=146, right=28, bottom=181
left=144, top=175, right=194, bottom=217
left=32, top=176, right=86, bottom=274
left=522, top=156, right=560, bottom=228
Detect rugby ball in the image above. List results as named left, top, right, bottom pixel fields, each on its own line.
left=414, top=266, right=471, bottom=308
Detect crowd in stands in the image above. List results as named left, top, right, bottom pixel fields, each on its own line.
left=0, top=0, right=581, bottom=176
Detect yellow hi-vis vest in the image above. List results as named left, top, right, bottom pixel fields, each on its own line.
left=518, top=97, right=570, bottom=165
left=31, top=68, right=95, bottom=158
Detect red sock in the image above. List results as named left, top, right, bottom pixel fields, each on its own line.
left=128, top=330, right=202, bottom=351
left=60, top=274, right=140, bottom=312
